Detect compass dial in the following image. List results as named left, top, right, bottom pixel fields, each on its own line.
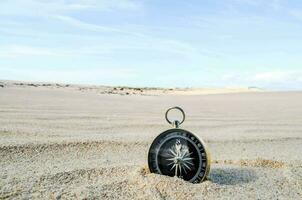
left=148, top=129, right=210, bottom=183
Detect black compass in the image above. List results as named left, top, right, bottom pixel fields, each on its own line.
left=148, top=107, right=210, bottom=183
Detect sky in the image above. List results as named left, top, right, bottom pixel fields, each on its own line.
left=0, top=0, right=302, bottom=90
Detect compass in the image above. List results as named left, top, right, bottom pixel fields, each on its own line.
left=148, top=107, right=210, bottom=183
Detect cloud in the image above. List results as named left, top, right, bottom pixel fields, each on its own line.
left=231, top=0, right=262, bottom=6
left=221, top=70, right=302, bottom=90
left=53, top=15, right=145, bottom=37
left=252, top=70, right=302, bottom=83
left=0, top=0, right=142, bottom=16
left=230, top=0, right=281, bottom=7
left=0, top=44, right=128, bottom=58
left=0, top=40, right=205, bottom=60
left=0, top=0, right=215, bottom=60
left=289, top=9, right=302, bottom=21
left=54, top=15, right=125, bottom=33
left=51, top=16, right=207, bottom=58
left=226, top=0, right=284, bottom=13
left=0, top=67, right=138, bottom=84
left=0, top=45, right=63, bottom=58
left=270, top=0, right=282, bottom=11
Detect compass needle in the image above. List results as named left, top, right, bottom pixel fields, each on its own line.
left=182, top=162, right=192, bottom=170
left=185, top=160, right=194, bottom=166
left=170, top=164, right=176, bottom=171
left=182, top=165, right=188, bottom=174
left=167, top=161, right=175, bottom=166
left=169, top=149, right=177, bottom=157
left=179, top=163, right=182, bottom=176
left=183, top=157, right=194, bottom=161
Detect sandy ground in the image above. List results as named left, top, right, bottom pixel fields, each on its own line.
left=0, top=81, right=301, bottom=199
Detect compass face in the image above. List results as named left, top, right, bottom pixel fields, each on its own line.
left=148, top=129, right=210, bottom=183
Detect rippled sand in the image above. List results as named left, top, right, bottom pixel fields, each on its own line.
left=0, top=82, right=301, bottom=199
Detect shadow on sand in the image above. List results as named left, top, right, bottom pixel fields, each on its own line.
left=208, top=167, right=258, bottom=185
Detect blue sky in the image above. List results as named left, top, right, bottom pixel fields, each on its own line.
left=0, top=0, right=302, bottom=90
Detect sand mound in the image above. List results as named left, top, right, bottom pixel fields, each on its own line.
left=213, top=159, right=286, bottom=169
left=1, top=140, right=301, bottom=199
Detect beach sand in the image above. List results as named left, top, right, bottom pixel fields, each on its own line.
left=0, top=81, right=301, bottom=199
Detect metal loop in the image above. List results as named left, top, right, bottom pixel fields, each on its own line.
left=165, top=106, right=185, bottom=126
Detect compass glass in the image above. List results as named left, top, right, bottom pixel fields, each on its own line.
left=157, top=137, right=200, bottom=181
left=148, top=129, right=209, bottom=183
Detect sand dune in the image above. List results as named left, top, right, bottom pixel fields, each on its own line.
left=0, top=80, right=263, bottom=96
left=0, top=81, right=301, bottom=199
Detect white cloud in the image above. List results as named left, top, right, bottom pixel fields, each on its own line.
left=289, top=9, right=302, bottom=21
left=270, top=0, right=282, bottom=11
left=252, top=70, right=302, bottom=83
left=231, top=0, right=262, bottom=6
left=231, top=0, right=281, bottom=7
left=0, top=0, right=209, bottom=60
left=53, top=15, right=145, bottom=37
left=0, top=40, right=204, bottom=59
left=0, top=0, right=142, bottom=16
left=0, top=67, right=138, bottom=84
left=54, top=15, right=124, bottom=33
left=0, top=45, right=63, bottom=58
left=51, top=16, right=206, bottom=58
left=227, top=0, right=284, bottom=12
left=0, top=45, right=112, bottom=58
left=0, top=44, right=129, bottom=58
left=221, top=70, right=302, bottom=90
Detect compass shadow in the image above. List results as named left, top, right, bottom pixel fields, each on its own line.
left=209, top=167, right=258, bottom=185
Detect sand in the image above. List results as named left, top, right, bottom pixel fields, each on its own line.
left=0, top=81, right=301, bottom=199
